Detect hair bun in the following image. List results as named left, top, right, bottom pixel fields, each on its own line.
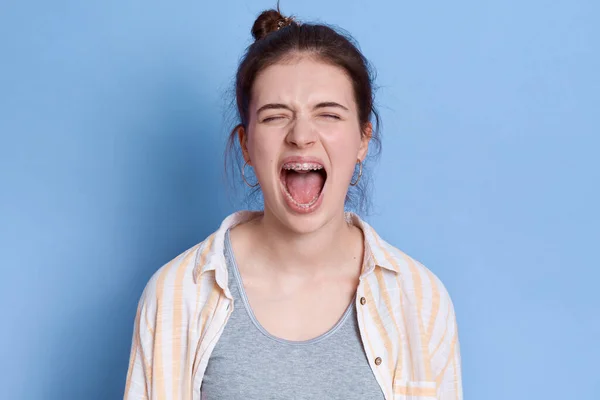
left=251, top=9, right=296, bottom=41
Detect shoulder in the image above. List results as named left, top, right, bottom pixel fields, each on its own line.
left=354, top=213, right=455, bottom=306
left=368, top=229, right=456, bottom=312
left=136, top=211, right=263, bottom=309
left=136, top=236, right=216, bottom=312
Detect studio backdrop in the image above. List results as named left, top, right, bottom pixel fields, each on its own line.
left=0, top=0, right=598, bottom=399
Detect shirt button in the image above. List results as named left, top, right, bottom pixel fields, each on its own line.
left=360, top=297, right=366, bottom=305
left=374, top=357, right=382, bottom=365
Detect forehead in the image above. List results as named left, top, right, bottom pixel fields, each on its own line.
left=251, top=57, right=355, bottom=110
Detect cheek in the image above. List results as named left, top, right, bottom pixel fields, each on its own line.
left=247, top=128, right=277, bottom=167
left=324, top=125, right=362, bottom=161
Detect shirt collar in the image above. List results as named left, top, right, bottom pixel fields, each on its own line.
left=345, top=212, right=401, bottom=276
left=193, top=210, right=400, bottom=294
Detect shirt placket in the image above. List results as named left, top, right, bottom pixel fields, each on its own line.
left=355, top=278, right=393, bottom=400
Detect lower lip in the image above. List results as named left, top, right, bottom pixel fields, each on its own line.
left=279, top=177, right=326, bottom=215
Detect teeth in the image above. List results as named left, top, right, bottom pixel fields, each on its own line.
left=283, top=162, right=324, bottom=171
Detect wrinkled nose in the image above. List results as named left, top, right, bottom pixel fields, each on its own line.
left=285, top=118, right=317, bottom=148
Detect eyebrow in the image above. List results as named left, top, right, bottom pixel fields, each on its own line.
left=256, top=101, right=349, bottom=115
left=314, top=101, right=349, bottom=111
left=256, top=103, right=293, bottom=115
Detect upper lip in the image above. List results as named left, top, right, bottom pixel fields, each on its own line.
left=280, top=156, right=327, bottom=172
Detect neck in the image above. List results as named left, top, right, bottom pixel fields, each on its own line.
left=248, top=208, right=360, bottom=276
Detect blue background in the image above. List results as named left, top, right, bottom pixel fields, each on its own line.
left=1, top=0, right=598, bottom=398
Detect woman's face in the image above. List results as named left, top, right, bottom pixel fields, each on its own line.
left=240, top=57, right=371, bottom=233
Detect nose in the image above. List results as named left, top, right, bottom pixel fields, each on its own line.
left=285, top=117, right=317, bottom=148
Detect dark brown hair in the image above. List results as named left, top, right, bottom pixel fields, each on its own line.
left=225, top=6, right=381, bottom=214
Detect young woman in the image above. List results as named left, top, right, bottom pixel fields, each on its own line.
left=124, top=8, right=462, bottom=400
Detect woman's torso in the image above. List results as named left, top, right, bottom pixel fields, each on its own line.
left=200, top=229, right=385, bottom=399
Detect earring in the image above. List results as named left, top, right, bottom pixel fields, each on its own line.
left=350, top=159, right=363, bottom=186
left=241, top=160, right=260, bottom=188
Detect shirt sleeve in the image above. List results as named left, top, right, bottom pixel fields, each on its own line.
left=122, top=252, right=209, bottom=400
left=430, top=279, right=463, bottom=400
left=123, top=283, right=154, bottom=400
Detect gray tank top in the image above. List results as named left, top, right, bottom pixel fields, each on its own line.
left=201, top=229, right=384, bottom=399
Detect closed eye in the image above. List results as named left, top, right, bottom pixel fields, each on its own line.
left=262, top=116, right=285, bottom=123
left=321, top=114, right=341, bottom=120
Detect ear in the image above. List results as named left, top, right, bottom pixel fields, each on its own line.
left=358, top=122, right=372, bottom=161
left=237, top=125, right=251, bottom=164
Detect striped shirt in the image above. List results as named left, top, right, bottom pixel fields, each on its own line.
left=124, top=210, right=463, bottom=400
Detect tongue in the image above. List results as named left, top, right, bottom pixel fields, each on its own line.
left=286, top=171, right=324, bottom=204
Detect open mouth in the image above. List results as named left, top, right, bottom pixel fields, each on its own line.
left=280, top=162, right=327, bottom=209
